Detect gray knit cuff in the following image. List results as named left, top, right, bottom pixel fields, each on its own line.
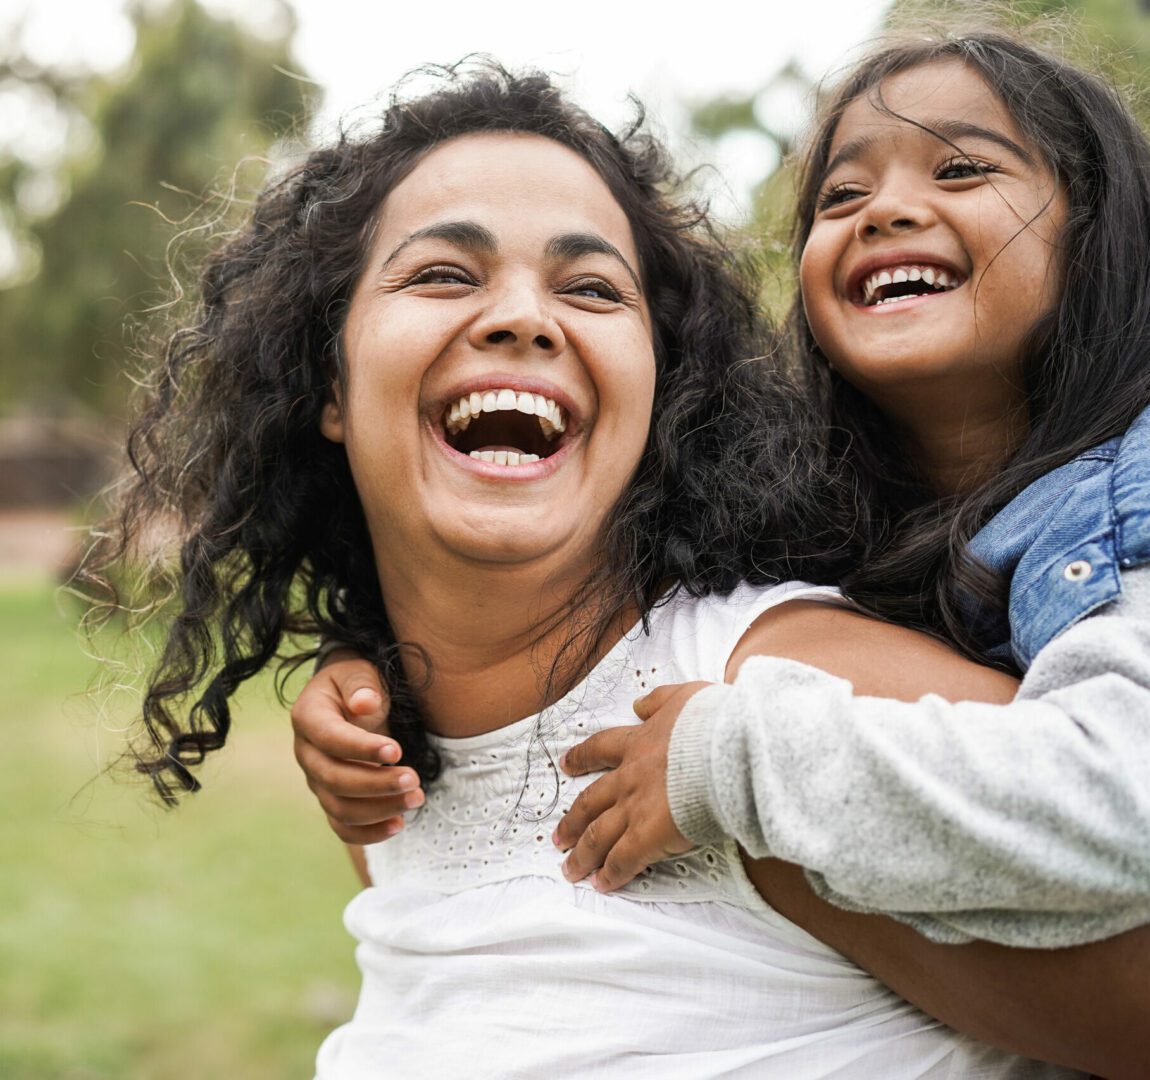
left=667, top=684, right=731, bottom=846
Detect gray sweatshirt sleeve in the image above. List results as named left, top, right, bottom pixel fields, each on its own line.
left=666, top=565, right=1150, bottom=947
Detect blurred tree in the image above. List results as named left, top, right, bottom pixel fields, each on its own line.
left=687, top=61, right=815, bottom=315
left=885, top=0, right=1150, bottom=125
left=0, top=0, right=313, bottom=417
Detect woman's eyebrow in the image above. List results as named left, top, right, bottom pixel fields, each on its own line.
left=381, top=220, right=497, bottom=270
left=546, top=232, right=643, bottom=293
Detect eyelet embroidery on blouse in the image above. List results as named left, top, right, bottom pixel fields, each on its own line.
left=366, top=586, right=806, bottom=903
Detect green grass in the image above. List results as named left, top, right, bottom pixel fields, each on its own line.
left=0, top=579, right=361, bottom=1079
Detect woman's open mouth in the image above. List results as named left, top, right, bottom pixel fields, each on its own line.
left=441, top=388, right=569, bottom=467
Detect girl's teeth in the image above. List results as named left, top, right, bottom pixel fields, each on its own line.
left=470, top=391, right=483, bottom=415
left=859, top=264, right=962, bottom=306
left=496, top=389, right=517, bottom=410
left=482, top=391, right=498, bottom=412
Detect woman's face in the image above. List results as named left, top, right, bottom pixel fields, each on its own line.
left=799, top=60, right=1066, bottom=423
left=322, top=132, right=656, bottom=581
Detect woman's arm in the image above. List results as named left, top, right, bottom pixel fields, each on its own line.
left=745, top=858, right=1149, bottom=1078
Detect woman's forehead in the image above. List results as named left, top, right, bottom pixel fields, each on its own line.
left=371, top=132, right=640, bottom=262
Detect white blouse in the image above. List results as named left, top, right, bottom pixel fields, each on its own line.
left=316, top=583, right=1082, bottom=1079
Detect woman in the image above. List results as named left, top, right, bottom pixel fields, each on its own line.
left=91, top=62, right=1090, bottom=1075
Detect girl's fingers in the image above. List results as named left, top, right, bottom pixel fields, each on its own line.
left=557, top=780, right=621, bottom=877
left=327, top=814, right=408, bottom=846
left=632, top=682, right=683, bottom=719
left=553, top=772, right=617, bottom=852
left=561, top=806, right=628, bottom=884
left=294, top=736, right=420, bottom=798
left=314, top=785, right=424, bottom=829
left=589, top=833, right=649, bottom=893
left=291, top=681, right=398, bottom=764
left=560, top=728, right=630, bottom=776
left=327, top=658, right=390, bottom=727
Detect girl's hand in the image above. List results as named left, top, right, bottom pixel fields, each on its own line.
left=291, top=651, right=425, bottom=844
left=552, top=681, right=708, bottom=890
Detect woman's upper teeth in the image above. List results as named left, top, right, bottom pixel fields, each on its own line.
left=444, top=388, right=567, bottom=438
left=861, top=264, right=960, bottom=305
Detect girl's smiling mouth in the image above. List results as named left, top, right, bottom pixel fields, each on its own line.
left=435, top=382, right=577, bottom=470
left=857, top=263, right=965, bottom=307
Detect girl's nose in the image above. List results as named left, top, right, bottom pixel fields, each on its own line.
left=854, top=184, right=935, bottom=240
left=468, top=280, right=565, bottom=356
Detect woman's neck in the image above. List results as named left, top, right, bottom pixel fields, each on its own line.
left=376, top=554, right=627, bottom=739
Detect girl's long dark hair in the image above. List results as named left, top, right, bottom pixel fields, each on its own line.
left=790, top=31, right=1150, bottom=658
left=87, top=60, right=858, bottom=803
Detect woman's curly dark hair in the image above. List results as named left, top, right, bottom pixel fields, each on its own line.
left=789, top=29, right=1150, bottom=660
left=87, top=59, right=858, bottom=803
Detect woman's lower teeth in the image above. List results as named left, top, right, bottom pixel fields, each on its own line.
left=469, top=450, right=541, bottom=465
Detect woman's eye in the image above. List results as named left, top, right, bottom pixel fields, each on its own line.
left=407, top=265, right=475, bottom=287
left=816, top=183, right=864, bottom=211
left=936, top=158, right=999, bottom=182
left=563, top=278, right=621, bottom=302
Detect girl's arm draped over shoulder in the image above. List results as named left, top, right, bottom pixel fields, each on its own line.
left=672, top=567, right=1150, bottom=949
left=721, top=588, right=1150, bottom=1076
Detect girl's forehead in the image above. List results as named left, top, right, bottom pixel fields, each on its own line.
left=828, top=59, right=1024, bottom=157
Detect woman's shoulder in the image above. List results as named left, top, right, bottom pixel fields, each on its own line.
left=632, top=581, right=843, bottom=685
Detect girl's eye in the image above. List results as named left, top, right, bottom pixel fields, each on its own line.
left=407, top=265, right=476, bottom=287
left=936, top=157, right=999, bottom=182
left=816, top=183, right=865, bottom=211
left=563, top=278, right=621, bottom=303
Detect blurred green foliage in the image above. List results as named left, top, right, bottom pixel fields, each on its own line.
left=0, top=578, right=359, bottom=1078
left=0, top=0, right=313, bottom=417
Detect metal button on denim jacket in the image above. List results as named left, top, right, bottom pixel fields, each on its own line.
left=967, top=405, right=1150, bottom=669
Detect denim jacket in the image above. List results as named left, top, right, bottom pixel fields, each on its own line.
left=968, top=404, right=1150, bottom=668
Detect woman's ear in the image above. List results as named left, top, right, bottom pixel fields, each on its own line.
left=320, top=389, right=346, bottom=444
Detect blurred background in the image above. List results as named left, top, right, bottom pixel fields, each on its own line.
left=1, top=0, right=1147, bottom=1075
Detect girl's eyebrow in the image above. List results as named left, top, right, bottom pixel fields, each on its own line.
left=823, top=117, right=1035, bottom=179
left=546, top=232, right=643, bottom=294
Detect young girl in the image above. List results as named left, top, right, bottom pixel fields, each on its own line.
left=560, top=30, right=1150, bottom=941
left=291, top=32, right=1150, bottom=1074
left=95, top=58, right=1104, bottom=1077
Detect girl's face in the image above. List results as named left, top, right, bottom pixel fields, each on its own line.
left=321, top=132, right=656, bottom=581
left=800, top=60, right=1066, bottom=423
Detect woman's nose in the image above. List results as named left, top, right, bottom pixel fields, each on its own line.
left=469, top=280, right=565, bottom=355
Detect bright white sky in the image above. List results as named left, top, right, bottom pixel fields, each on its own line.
left=0, top=0, right=892, bottom=218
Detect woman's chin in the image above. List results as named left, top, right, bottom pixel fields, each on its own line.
left=434, top=513, right=596, bottom=569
